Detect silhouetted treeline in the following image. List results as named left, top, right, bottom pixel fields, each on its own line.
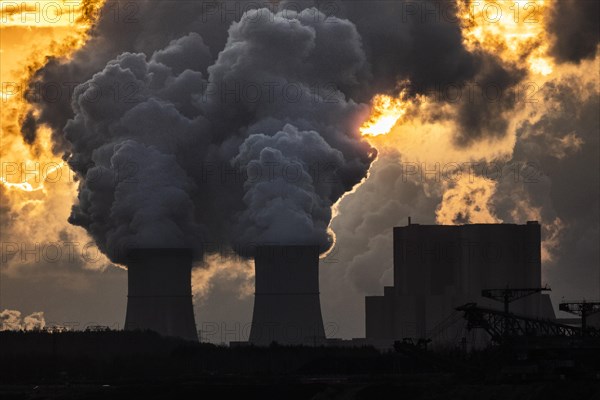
left=0, top=330, right=403, bottom=383
left=2, top=331, right=600, bottom=399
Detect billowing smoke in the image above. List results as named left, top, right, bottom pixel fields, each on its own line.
left=63, top=8, right=374, bottom=261
left=0, top=309, right=46, bottom=331
left=26, top=1, right=532, bottom=153
left=24, top=1, right=532, bottom=264
left=9, top=0, right=599, bottom=337
left=24, top=0, right=231, bottom=152
left=281, top=0, right=527, bottom=145
left=233, top=125, right=348, bottom=250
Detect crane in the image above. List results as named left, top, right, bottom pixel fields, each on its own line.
left=559, top=300, right=600, bottom=332
left=481, top=286, right=551, bottom=314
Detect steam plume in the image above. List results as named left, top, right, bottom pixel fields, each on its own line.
left=0, top=309, right=46, bottom=331
left=64, top=8, right=374, bottom=261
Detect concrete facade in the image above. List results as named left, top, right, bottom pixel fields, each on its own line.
left=124, top=248, right=198, bottom=341
left=366, top=222, right=555, bottom=346
left=249, top=245, right=326, bottom=346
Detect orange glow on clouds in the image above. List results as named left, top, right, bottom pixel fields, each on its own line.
left=360, top=93, right=409, bottom=137
left=0, top=0, right=100, bottom=27
left=356, top=0, right=560, bottom=227
left=1, top=0, right=108, bottom=272
left=457, top=0, right=553, bottom=76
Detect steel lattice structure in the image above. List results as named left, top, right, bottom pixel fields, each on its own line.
left=456, top=303, right=600, bottom=343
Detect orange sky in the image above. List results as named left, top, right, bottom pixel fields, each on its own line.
left=1, top=0, right=99, bottom=82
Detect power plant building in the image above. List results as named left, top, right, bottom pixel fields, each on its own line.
left=366, top=221, right=555, bottom=346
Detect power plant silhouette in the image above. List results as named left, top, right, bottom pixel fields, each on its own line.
left=365, top=220, right=555, bottom=347
left=122, top=222, right=562, bottom=348
left=123, top=245, right=327, bottom=345
left=124, top=248, right=198, bottom=341
left=249, top=245, right=326, bottom=346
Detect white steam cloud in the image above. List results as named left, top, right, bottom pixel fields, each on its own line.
left=0, top=309, right=46, bottom=331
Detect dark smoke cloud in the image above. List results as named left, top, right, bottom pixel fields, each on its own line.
left=282, top=0, right=477, bottom=96
left=26, top=0, right=529, bottom=154
left=24, top=0, right=234, bottom=153
left=453, top=55, right=526, bottom=145
left=8, top=0, right=598, bottom=338
left=64, top=40, right=213, bottom=262
left=233, top=125, right=345, bottom=250
left=17, top=1, right=596, bottom=263
left=64, top=8, right=374, bottom=262
left=280, top=0, right=524, bottom=144
left=20, top=111, right=37, bottom=145
left=342, top=0, right=477, bottom=96
left=547, top=0, right=599, bottom=64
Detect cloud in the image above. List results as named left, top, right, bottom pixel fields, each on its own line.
left=61, top=8, right=374, bottom=262
left=0, top=309, right=46, bottom=331
left=547, top=0, right=599, bottom=64
left=192, top=254, right=254, bottom=301
left=6, top=0, right=598, bottom=339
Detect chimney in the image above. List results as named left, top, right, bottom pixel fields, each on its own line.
left=249, top=245, right=326, bottom=346
left=124, top=248, right=198, bottom=341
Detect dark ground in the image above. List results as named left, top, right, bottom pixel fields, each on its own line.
left=1, top=331, right=599, bottom=399
left=2, top=379, right=600, bottom=400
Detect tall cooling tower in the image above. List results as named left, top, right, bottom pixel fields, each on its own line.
left=249, top=245, right=326, bottom=346
left=124, top=248, right=198, bottom=341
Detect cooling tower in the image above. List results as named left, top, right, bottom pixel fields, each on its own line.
left=249, top=245, right=326, bottom=346
left=124, top=248, right=198, bottom=341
